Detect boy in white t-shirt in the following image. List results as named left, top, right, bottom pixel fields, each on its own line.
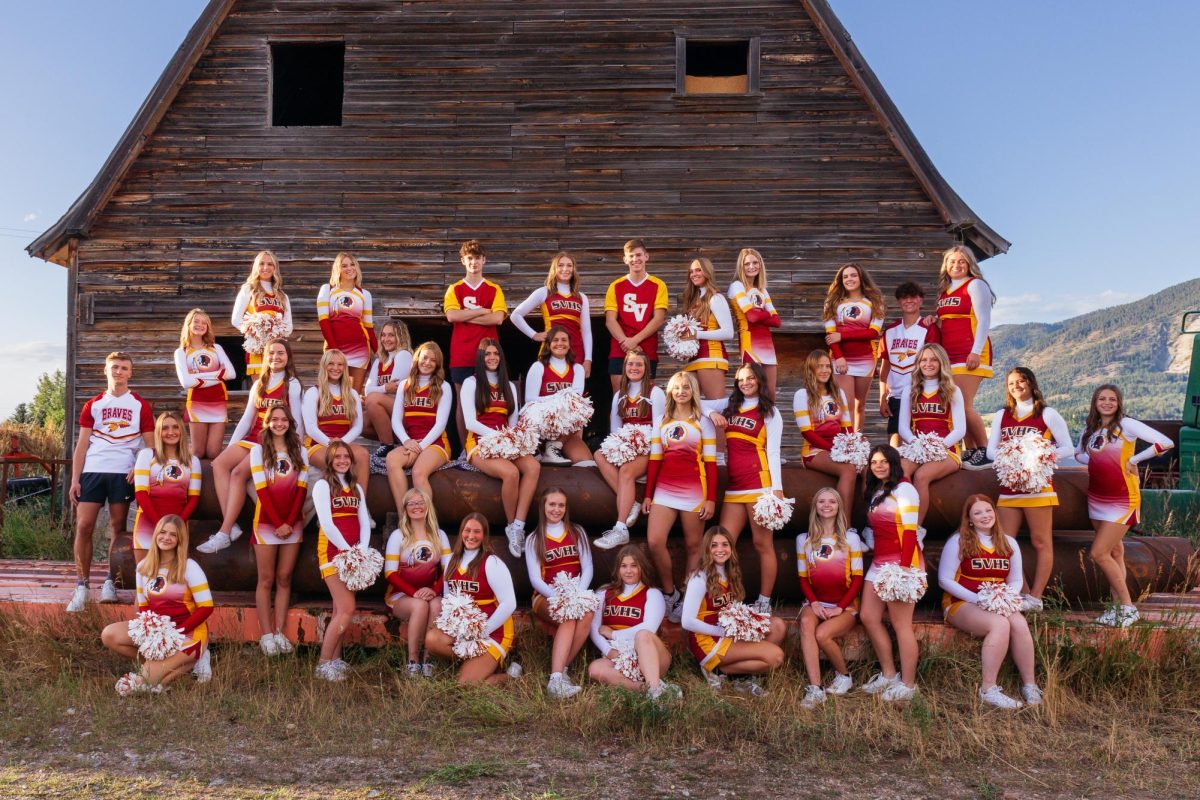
left=878, top=282, right=939, bottom=447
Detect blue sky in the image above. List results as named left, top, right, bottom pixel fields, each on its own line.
left=2, top=1, right=1198, bottom=418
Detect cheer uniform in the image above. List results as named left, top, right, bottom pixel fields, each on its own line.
left=443, top=278, right=507, bottom=373
left=135, top=558, right=213, bottom=657
left=390, top=376, right=453, bottom=460
left=604, top=273, right=670, bottom=371
left=608, top=381, right=667, bottom=436
left=1075, top=419, right=1173, bottom=525
left=792, top=388, right=852, bottom=464
left=317, top=284, right=376, bottom=369
left=444, top=549, right=517, bottom=662
left=683, top=288, right=734, bottom=372
left=249, top=444, right=309, bottom=545
left=864, top=481, right=923, bottom=584
left=383, top=526, right=451, bottom=606
left=512, top=283, right=593, bottom=365
left=302, top=385, right=363, bottom=454
left=936, top=277, right=993, bottom=377
left=898, top=378, right=966, bottom=465
left=364, top=351, right=413, bottom=397
left=313, top=477, right=371, bottom=581
left=231, top=281, right=293, bottom=376
left=727, top=280, right=781, bottom=366
left=645, top=415, right=718, bottom=512
left=795, top=530, right=865, bottom=613
left=132, top=450, right=202, bottom=550
left=681, top=567, right=734, bottom=672
left=880, top=318, right=940, bottom=434
left=525, top=521, right=594, bottom=618
left=524, top=357, right=585, bottom=405
left=460, top=373, right=519, bottom=458
left=174, top=345, right=236, bottom=423
left=722, top=397, right=782, bottom=503
left=78, top=390, right=155, bottom=504
left=938, top=532, right=1023, bottom=620
left=589, top=582, right=666, bottom=656
left=985, top=400, right=1075, bottom=508
left=230, top=374, right=304, bottom=449
left=825, top=300, right=882, bottom=377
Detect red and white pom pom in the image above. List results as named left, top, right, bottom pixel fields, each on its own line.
left=717, top=601, right=772, bottom=642
left=598, top=424, right=653, bottom=467
left=522, top=390, right=594, bottom=441
left=475, top=422, right=540, bottom=460
left=611, top=634, right=643, bottom=683
left=872, top=563, right=928, bottom=603
left=435, top=592, right=491, bottom=660
left=546, top=573, right=600, bottom=623
left=333, top=546, right=385, bottom=592
left=994, top=433, right=1058, bottom=494
left=752, top=493, right=795, bottom=531
left=240, top=313, right=290, bottom=355
left=831, top=431, right=870, bottom=469
left=114, top=671, right=164, bottom=696
left=127, top=611, right=186, bottom=661
left=898, top=432, right=950, bottom=465
left=663, top=315, right=700, bottom=360
left=976, top=582, right=1023, bottom=617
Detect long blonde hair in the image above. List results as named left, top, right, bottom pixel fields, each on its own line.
left=151, top=411, right=191, bottom=467
left=697, top=526, right=744, bottom=602
left=329, top=251, right=363, bottom=289
left=956, top=494, right=1012, bottom=560
left=398, top=488, right=441, bottom=552
left=822, top=262, right=886, bottom=322
left=403, top=341, right=445, bottom=409
left=938, top=245, right=995, bottom=303
left=377, top=319, right=411, bottom=361
left=801, top=349, right=846, bottom=424
left=908, top=343, right=957, bottom=412
left=317, top=349, right=359, bottom=424
left=243, top=250, right=284, bottom=307
left=805, top=487, right=849, bottom=555
left=734, top=248, right=767, bottom=292
left=179, top=308, right=215, bottom=350
left=543, top=251, right=578, bottom=294
left=680, top=257, right=720, bottom=325
left=664, top=371, right=703, bottom=422
left=137, top=514, right=190, bottom=585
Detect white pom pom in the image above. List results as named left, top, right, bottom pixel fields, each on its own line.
left=240, top=313, right=290, bottom=355
left=898, top=432, right=950, bottom=465
left=333, top=546, right=385, bottom=592
left=752, top=493, right=795, bottom=531
left=546, top=572, right=600, bottom=623
left=598, top=424, right=653, bottom=467
left=831, top=431, right=870, bottom=469
left=127, top=611, right=186, bottom=661
left=612, top=634, right=643, bottom=682
left=475, top=421, right=540, bottom=460
left=976, top=582, right=1024, bottom=617
left=522, top=390, right=594, bottom=442
left=435, top=591, right=491, bottom=659
left=872, top=563, right=927, bottom=603
left=994, top=433, right=1058, bottom=494
left=717, top=601, right=772, bottom=642
left=662, top=315, right=701, bottom=360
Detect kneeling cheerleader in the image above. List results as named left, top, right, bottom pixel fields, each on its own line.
left=385, top=488, right=451, bottom=678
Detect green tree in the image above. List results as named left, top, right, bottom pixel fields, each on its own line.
left=8, top=403, right=31, bottom=424
left=29, top=370, right=66, bottom=428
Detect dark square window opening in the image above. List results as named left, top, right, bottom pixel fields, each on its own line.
left=271, top=42, right=344, bottom=126
left=677, top=38, right=759, bottom=95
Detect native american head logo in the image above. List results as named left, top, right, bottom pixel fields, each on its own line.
left=816, top=543, right=834, bottom=560
left=339, top=295, right=354, bottom=308
left=275, top=458, right=292, bottom=476
left=749, top=290, right=764, bottom=309
left=196, top=353, right=212, bottom=368
left=1089, top=432, right=1108, bottom=452
left=665, top=423, right=687, bottom=442
left=845, top=305, right=862, bottom=320
left=163, top=464, right=184, bottom=481
left=823, top=401, right=840, bottom=419
left=147, top=575, right=167, bottom=594
left=412, top=542, right=435, bottom=564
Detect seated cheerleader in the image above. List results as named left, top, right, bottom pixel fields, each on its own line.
left=588, top=544, right=679, bottom=701
left=173, top=308, right=235, bottom=458
left=681, top=527, right=786, bottom=695
left=594, top=349, right=666, bottom=549
left=133, top=411, right=201, bottom=563
left=385, top=341, right=453, bottom=508
left=859, top=445, right=924, bottom=701
left=524, top=487, right=595, bottom=699
left=898, top=343, right=966, bottom=528
left=312, top=440, right=372, bottom=681
left=939, top=494, right=1042, bottom=708
left=461, top=339, right=542, bottom=557
left=385, top=488, right=451, bottom=678
left=101, top=515, right=213, bottom=693
left=426, top=512, right=519, bottom=685
left=792, top=348, right=857, bottom=516
left=642, top=371, right=718, bottom=622
left=303, top=349, right=369, bottom=489
left=248, top=406, right=308, bottom=656
left=362, top=319, right=413, bottom=445
left=796, top=487, right=865, bottom=709
left=199, top=338, right=303, bottom=554
left=523, top=325, right=593, bottom=465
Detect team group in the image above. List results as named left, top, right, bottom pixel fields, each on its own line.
left=70, top=240, right=1172, bottom=704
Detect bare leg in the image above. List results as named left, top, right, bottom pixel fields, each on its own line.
left=634, top=629, right=671, bottom=687
left=887, top=599, right=919, bottom=686
left=761, top=364, right=777, bottom=400
left=561, top=432, right=593, bottom=464
left=74, top=501, right=102, bottom=582
left=348, top=366, right=367, bottom=395
left=834, top=374, right=857, bottom=431
left=852, top=375, right=872, bottom=432
left=912, top=458, right=960, bottom=525
left=385, top=447, right=417, bottom=515
left=859, top=582, right=896, bottom=678
left=615, top=458, right=648, bottom=523
left=696, top=368, right=727, bottom=450
left=101, top=620, right=140, bottom=659
left=1007, top=612, right=1038, bottom=685
left=1090, top=520, right=1132, bottom=605
left=254, top=543, right=278, bottom=635
left=364, top=394, right=395, bottom=444
left=954, top=374, right=986, bottom=450
left=211, top=444, right=249, bottom=520
left=391, top=596, right=434, bottom=661
left=678, top=510, right=706, bottom=576
left=273, top=541, right=301, bottom=634
left=815, top=611, right=858, bottom=675
left=513, top=455, right=542, bottom=522
left=470, top=456, right=520, bottom=522
left=349, top=443, right=371, bottom=493
left=948, top=603, right=1010, bottom=688
left=320, top=576, right=356, bottom=664
left=410, top=447, right=448, bottom=498
left=646, top=505, right=680, bottom=594
left=1023, top=506, right=1055, bottom=599
left=205, top=422, right=225, bottom=462
left=218, top=458, right=253, bottom=532
left=596, top=451, right=620, bottom=495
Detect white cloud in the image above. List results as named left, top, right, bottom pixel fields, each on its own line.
left=22, top=212, right=39, bottom=223
left=992, top=289, right=1141, bottom=326
left=0, top=341, right=66, bottom=419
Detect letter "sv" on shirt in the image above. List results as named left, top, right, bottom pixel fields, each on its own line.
left=623, top=294, right=648, bottom=322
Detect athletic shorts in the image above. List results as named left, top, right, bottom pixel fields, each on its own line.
left=449, top=366, right=475, bottom=385
left=886, top=396, right=901, bottom=436
left=608, top=357, right=658, bottom=378
left=79, top=472, right=134, bottom=505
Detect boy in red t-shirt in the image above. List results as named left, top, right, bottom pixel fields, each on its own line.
left=604, top=239, right=669, bottom=391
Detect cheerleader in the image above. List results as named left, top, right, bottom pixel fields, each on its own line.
left=587, top=544, right=679, bottom=701
left=985, top=368, right=1075, bottom=610
left=677, top=257, right=734, bottom=407
left=939, top=494, right=1042, bottom=708
left=681, top=527, right=786, bottom=695
left=859, top=445, right=923, bottom=701
left=313, top=440, right=372, bottom=680
left=101, top=515, right=213, bottom=692
left=793, top=349, right=857, bottom=514
left=173, top=309, right=235, bottom=458
left=523, top=488, right=594, bottom=699
left=386, top=341, right=453, bottom=510
left=303, top=349, right=368, bottom=489
left=317, top=252, right=376, bottom=392
left=511, top=251, right=593, bottom=377
left=385, top=488, right=451, bottom=678
left=461, top=339, right=542, bottom=558
left=231, top=250, right=293, bottom=378
left=523, top=325, right=593, bottom=465
left=796, top=487, right=864, bottom=709
left=595, top=350, right=667, bottom=549
left=426, top=512, right=519, bottom=685
left=362, top=320, right=413, bottom=445
left=707, top=361, right=783, bottom=612
left=822, top=262, right=885, bottom=431
left=249, top=405, right=309, bottom=657
left=898, top=343, right=966, bottom=527
left=132, top=412, right=201, bottom=560
left=642, top=371, right=717, bottom=622
left=727, top=247, right=782, bottom=396
left=198, top=338, right=303, bottom=554
left=1076, top=385, right=1173, bottom=627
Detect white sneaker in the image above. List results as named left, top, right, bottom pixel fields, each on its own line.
left=196, top=531, right=232, bottom=554
left=882, top=681, right=917, bottom=702
left=330, top=658, right=350, bottom=676
left=1021, top=684, right=1044, bottom=706
left=547, top=674, right=581, bottom=699
left=230, top=523, right=244, bottom=542
left=1095, top=606, right=1118, bottom=626
left=99, top=579, right=119, bottom=603
left=649, top=681, right=682, bottom=703
left=703, top=670, right=726, bottom=690
left=259, top=634, right=280, bottom=656
left=421, top=661, right=434, bottom=678
left=406, top=662, right=422, bottom=679
left=665, top=591, right=683, bottom=624
left=731, top=677, right=768, bottom=697
left=505, top=661, right=524, bottom=679
left=541, top=442, right=570, bottom=465
left=273, top=633, right=293, bottom=654
left=193, top=648, right=212, bottom=683
left=1020, top=594, right=1045, bottom=613
left=66, top=584, right=89, bottom=613
left=752, top=596, right=771, bottom=615
left=593, top=526, right=630, bottom=550
left=505, top=522, right=525, bottom=558
left=826, top=673, right=854, bottom=695
left=979, top=684, right=1023, bottom=709
left=624, top=503, right=641, bottom=527
left=1116, top=604, right=1140, bottom=628
left=315, top=661, right=345, bottom=682
left=573, top=460, right=598, bottom=468
left=802, top=684, right=827, bottom=709
left=862, top=672, right=896, bottom=695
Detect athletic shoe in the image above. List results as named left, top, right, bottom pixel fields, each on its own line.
left=593, top=525, right=629, bottom=550
left=541, top=442, right=571, bottom=465
left=1116, top=604, right=1140, bottom=628
left=99, top=579, right=119, bottom=604
left=547, top=674, right=582, bottom=699
left=752, top=596, right=771, bottom=615
left=329, top=658, right=351, bottom=677
left=703, top=670, right=726, bottom=690
left=573, top=459, right=598, bottom=468
left=66, top=584, right=89, bottom=613
left=979, top=684, right=1023, bottom=709
left=196, top=531, right=232, bottom=554
left=315, top=661, right=345, bottom=682
left=230, top=523, right=244, bottom=542
left=193, top=648, right=212, bottom=683
left=406, top=662, right=422, bottom=679
left=862, top=672, right=897, bottom=694
left=826, top=673, right=854, bottom=695
left=802, top=684, right=827, bottom=709
left=649, top=681, right=683, bottom=703
left=624, top=503, right=641, bottom=528
left=1021, top=684, right=1044, bottom=706
left=505, top=661, right=524, bottom=680
left=881, top=682, right=917, bottom=702
left=1095, top=606, right=1119, bottom=626
left=665, top=590, right=683, bottom=624
left=561, top=671, right=579, bottom=688
left=964, top=449, right=994, bottom=471
left=259, top=634, right=280, bottom=657
left=1020, top=593, right=1045, bottom=613
left=505, top=522, right=525, bottom=558
left=273, top=633, right=293, bottom=654
left=731, top=677, right=769, bottom=697
left=421, top=661, right=434, bottom=678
